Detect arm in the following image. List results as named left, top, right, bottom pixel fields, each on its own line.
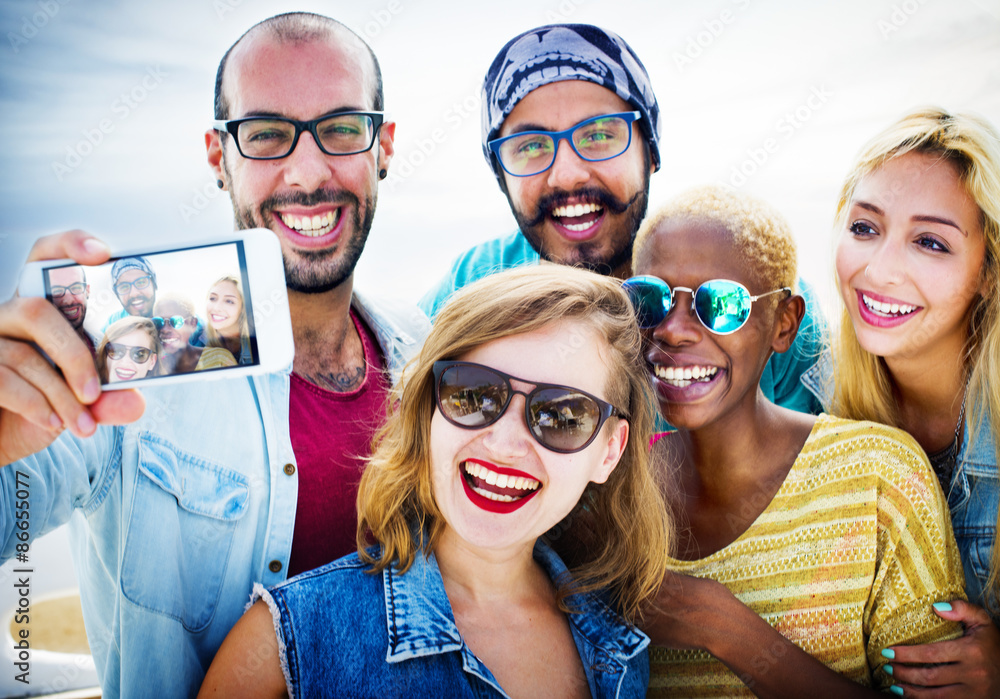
left=644, top=572, right=882, bottom=699
left=882, top=600, right=1000, bottom=698
left=0, top=231, right=144, bottom=466
left=198, top=600, right=288, bottom=699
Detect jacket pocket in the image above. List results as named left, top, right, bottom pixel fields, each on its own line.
left=121, top=433, right=250, bottom=631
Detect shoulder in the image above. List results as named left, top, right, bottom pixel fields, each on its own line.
left=352, top=289, right=431, bottom=345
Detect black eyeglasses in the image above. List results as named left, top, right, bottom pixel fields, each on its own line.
left=152, top=316, right=185, bottom=330
left=488, top=111, right=641, bottom=177
left=105, top=343, right=154, bottom=363
left=212, top=112, right=385, bottom=160
left=432, top=361, right=625, bottom=454
left=114, top=275, right=153, bottom=297
left=50, top=282, right=86, bottom=298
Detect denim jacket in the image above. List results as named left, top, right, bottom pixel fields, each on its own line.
left=256, top=540, right=649, bottom=698
left=802, top=357, right=999, bottom=621
left=0, top=290, right=430, bottom=698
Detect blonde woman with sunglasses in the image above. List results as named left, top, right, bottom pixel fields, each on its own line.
left=95, top=317, right=161, bottom=384
left=200, top=266, right=671, bottom=698
left=631, top=186, right=965, bottom=698
left=804, top=108, right=1000, bottom=697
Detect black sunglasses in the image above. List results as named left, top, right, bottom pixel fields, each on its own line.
left=432, top=361, right=625, bottom=454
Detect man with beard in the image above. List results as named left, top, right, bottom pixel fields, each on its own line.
left=421, top=24, right=822, bottom=413
left=0, top=13, right=428, bottom=697
left=48, top=264, right=98, bottom=357
left=102, top=256, right=157, bottom=331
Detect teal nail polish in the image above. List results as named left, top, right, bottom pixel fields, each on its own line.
left=883, top=664, right=893, bottom=676
left=890, top=686, right=904, bottom=696
left=933, top=601, right=953, bottom=612
left=881, top=648, right=895, bottom=659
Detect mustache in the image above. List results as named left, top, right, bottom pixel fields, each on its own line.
left=259, top=188, right=359, bottom=215
left=521, top=187, right=640, bottom=228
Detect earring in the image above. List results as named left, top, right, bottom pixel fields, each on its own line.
left=216, top=179, right=225, bottom=189
left=378, top=168, right=387, bottom=180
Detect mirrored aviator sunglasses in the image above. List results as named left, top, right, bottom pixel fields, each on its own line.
left=152, top=315, right=185, bottom=330
left=106, top=343, right=153, bottom=363
left=432, top=361, right=624, bottom=454
left=622, top=275, right=790, bottom=335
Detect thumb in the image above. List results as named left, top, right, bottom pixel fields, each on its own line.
left=931, top=599, right=993, bottom=630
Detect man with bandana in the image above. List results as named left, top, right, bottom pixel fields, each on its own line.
left=0, top=13, right=428, bottom=697
left=421, top=24, right=823, bottom=413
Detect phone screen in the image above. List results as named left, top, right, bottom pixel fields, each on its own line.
left=43, top=241, right=260, bottom=386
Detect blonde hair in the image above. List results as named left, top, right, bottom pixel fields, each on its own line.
left=634, top=184, right=798, bottom=291
left=205, top=275, right=250, bottom=355
left=356, top=265, right=671, bottom=622
left=830, top=107, right=1000, bottom=613
left=96, top=317, right=162, bottom=382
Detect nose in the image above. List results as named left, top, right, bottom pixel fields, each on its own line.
left=652, top=289, right=703, bottom=347
left=480, top=393, right=533, bottom=457
left=283, top=130, right=335, bottom=192
left=545, top=136, right=591, bottom=191
left=862, top=239, right=906, bottom=286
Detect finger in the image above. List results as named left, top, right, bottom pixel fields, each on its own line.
left=885, top=637, right=962, bottom=665
left=25, top=230, right=111, bottom=266
left=890, top=680, right=966, bottom=698
left=0, top=299, right=101, bottom=404
left=0, top=365, right=63, bottom=431
left=887, top=659, right=963, bottom=689
left=932, top=600, right=994, bottom=629
left=89, top=389, right=145, bottom=425
left=0, top=338, right=97, bottom=438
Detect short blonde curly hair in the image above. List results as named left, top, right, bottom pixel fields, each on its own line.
left=633, top=184, right=798, bottom=291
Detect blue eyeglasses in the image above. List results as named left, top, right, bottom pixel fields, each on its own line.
left=488, top=111, right=641, bottom=177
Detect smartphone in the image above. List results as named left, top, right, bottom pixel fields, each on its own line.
left=18, top=229, right=294, bottom=390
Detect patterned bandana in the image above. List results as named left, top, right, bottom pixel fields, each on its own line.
left=481, top=23, right=660, bottom=181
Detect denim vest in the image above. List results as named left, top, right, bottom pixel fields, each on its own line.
left=802, top=358, right=999, bottom=622
left=0, top=290, right=430, bottom=698
left=257, top=540, right=650, bottom=698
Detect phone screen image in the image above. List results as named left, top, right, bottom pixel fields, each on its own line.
left=44, top=241, right=260, bottom=386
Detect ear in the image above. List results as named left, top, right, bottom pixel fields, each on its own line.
left=590, top=419, right=629, bottom=485
left=206, top=129, right=226, bottom=188
left=377, top=120, right=396, bottom=171
left=771, top=293, right=805, bottom=354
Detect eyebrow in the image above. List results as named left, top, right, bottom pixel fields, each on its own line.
left=852, top=199, right=967, bottom=236
left=503, top=113, right=615, bottom=137
left=239, top=107, right=368, bottom=119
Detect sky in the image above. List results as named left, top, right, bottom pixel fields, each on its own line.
left=1, top=0, right=999, bottom=322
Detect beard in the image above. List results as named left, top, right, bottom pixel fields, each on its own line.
left=509, top=174, right=650, bottom=277
left=226, top=164, right=376, bottom=294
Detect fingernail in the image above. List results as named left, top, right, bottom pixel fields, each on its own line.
left=933, top=601, right=953, bottom=612
left=881, top=648, right=895, bottom=659
left=883, top=664, right=893, bottom=676
left=890, top=685, right=904, bottom=696
left=82, top=377, right=101, bottom=403
left=49, top=413, right=63, bottom=430
left=76, top=411, right=96, bottom=435
left=82, top=238, right=110, bottom=256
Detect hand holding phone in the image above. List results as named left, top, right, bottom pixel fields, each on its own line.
left=0, top=230, right=145, bottom=466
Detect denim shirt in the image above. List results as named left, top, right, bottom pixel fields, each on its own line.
left=802, top=357, right=999, bottom=621
left=420, top=230, right=825, bottom=415
left=0, top=290, right=430, bottom=698
left=257, top=540, right=649, bottom=698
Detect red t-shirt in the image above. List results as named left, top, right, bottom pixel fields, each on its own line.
left=286, top=309, right=391, bottom=576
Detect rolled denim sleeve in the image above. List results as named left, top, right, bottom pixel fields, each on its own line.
left=0, top=426, right=116, bottom=561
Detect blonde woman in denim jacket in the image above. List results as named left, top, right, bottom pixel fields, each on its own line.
left=808, top=107, right=1000, bottom=697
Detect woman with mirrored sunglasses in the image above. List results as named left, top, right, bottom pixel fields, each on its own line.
left=153, top=295, right=236, bottom=375
left=805, top=108, right=1000, bottom=697
left=200, top=266, right=672, bottom=698
left=96, top=317, right=162, bottom=384
left=631, top=186, right=965, bottom=698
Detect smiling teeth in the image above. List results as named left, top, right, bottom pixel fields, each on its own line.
left=654, top=365, right=718, bottom=388
left=551, top=202, right=603, bottom=219
left=464, top=461, right=539, bottom=495
left=279, top=211, right=339, bottom=237
left=862, top=294, right=917, bottom=317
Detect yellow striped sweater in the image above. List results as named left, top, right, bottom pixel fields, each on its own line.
left=649, top=414, right=966, bottom=697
